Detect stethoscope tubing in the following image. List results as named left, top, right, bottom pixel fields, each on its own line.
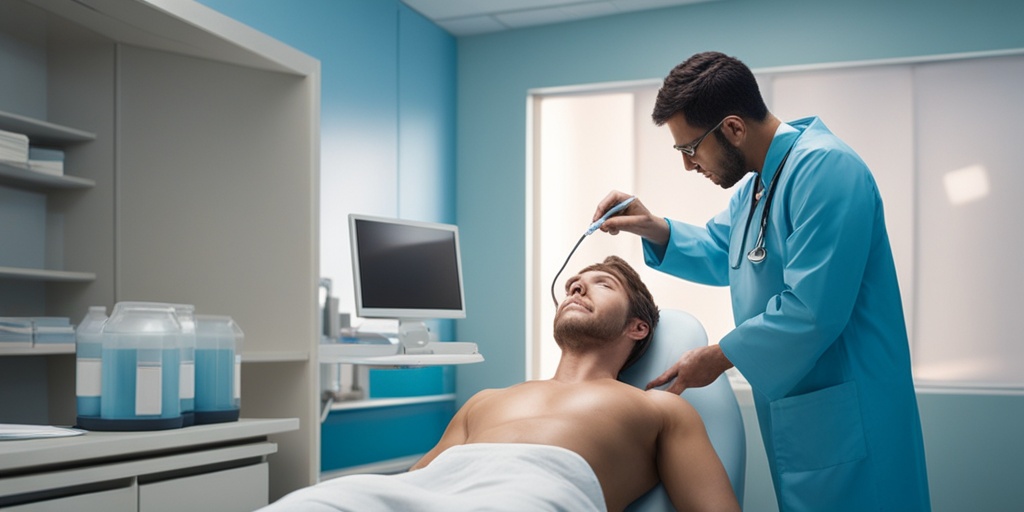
left=740, top=148, right=792, bottom=266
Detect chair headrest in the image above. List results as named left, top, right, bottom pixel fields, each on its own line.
left=619, top=309, right=707, bottom=389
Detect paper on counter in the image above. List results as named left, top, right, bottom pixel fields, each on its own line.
left=0, top=424, right=85, bottom=440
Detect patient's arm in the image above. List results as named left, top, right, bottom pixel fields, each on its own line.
left=650, top=390, right=741, bottom=512
left=408, top=389, right=497, bottom=471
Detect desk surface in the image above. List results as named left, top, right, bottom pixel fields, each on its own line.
left=0, top=418, right=298, bottom=474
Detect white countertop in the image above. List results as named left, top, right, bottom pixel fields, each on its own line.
left=0, top=418, right=298, bottom=474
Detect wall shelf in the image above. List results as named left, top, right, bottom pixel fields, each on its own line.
left=0, top=161, right=95, bottom=190
left=328, top=393, right=456, bottom=412
left=0, top=109, right=97, bottom=146
left=0, top=344, right=75, bottom=356
left=0, top=266, right=96, bottom=282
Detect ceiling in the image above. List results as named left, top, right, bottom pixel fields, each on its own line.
left=401, top=0, right=721, bottom=37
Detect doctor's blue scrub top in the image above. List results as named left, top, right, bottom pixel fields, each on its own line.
left=644, top=117, right=930, bottom=511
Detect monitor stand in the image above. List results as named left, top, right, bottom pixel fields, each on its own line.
left=398, top=320, right=431, bottom=353
left=398, top=319, right=479, bottom=356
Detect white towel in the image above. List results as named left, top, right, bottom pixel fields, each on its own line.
left=262, top=443, right=607, bottom=512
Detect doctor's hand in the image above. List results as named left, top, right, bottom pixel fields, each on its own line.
left=593, top=191, right=670, bottom=246
left=646, top=344, right=734, bottom=395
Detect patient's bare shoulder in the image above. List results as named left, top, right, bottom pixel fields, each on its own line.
left=643, top=389, right=702, bottom=424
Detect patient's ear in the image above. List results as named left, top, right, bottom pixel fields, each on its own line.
left=626, top=318, right=649, bottom=341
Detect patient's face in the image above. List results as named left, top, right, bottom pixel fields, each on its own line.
left=554, top=270, right=631, bottom=350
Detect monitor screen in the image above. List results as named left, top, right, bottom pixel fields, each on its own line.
left=349, top=214, right=466, bottom=320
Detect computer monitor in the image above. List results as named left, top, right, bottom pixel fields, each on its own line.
left=348, top=214, right=465, bottom=350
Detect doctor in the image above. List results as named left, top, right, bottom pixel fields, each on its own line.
left=595, top=52, right=930, bottom=511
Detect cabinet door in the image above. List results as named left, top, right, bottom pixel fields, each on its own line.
left=138, top=463, right=268, bottom=512
left=2, top=483, right=137, bottom=512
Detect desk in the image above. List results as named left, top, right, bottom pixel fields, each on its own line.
left=319, top=341, right=483, bottom=367
left=0, top=418, right=297, bottom=511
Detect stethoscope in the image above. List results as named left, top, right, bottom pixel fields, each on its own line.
left=735, top=148, right=792, bottom=268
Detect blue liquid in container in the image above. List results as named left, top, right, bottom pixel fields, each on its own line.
left=100, top=347, right=181, bottom=419
left=77, top=396, right=101, bottom=417
left=195, top=348, right=236, bottom=411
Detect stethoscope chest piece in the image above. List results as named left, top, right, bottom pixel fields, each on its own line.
left=747, top=246, right=767, bottom=263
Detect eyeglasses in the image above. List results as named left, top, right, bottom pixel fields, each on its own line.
left=673, top=118, right=726, bottom=157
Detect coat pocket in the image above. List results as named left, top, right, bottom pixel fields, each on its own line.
left=769, top=381, right=867, bottom=473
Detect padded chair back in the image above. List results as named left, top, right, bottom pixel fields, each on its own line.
left=619, top=309, right=746, bottom=511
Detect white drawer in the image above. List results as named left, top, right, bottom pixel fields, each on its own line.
left=3, top=482, right=137, bottom=512
left=139, top=463, right=268, bottom=512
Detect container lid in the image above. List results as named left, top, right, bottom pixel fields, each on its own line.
left=195, top=314, right=244, bottom=349
left=77, top=306, right=108, bottom=334
left=104, top=302, right=182, bottom=335
left=170, top=304, right=196, bottom=335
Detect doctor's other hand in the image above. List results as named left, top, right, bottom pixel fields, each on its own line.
left=593, top=191, right=670, bottom=246
left=646, top=344, right=734, bottom=395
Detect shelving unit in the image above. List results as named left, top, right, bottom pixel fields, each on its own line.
left=0, top=110, right=96, bottom=357
left=0, top=0, right=321, bottom=503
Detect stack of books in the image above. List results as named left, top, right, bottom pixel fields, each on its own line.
left=28, top=146, right=65, bottom=176
left=0, top=128, right=29, bottom=164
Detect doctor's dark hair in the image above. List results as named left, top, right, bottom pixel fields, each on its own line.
left=652, top=51, right=769, bottom=130
left=577, top=256, right=659, bottom=374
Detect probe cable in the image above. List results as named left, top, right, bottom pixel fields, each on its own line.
left=550, top=233, right=587, bottom=307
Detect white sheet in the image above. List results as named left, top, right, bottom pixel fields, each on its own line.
left=261, top=443, right=607, bottom=512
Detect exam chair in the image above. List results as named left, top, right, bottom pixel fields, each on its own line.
left=620, top=309, right=746, bottom=511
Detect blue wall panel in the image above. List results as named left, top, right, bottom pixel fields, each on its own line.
left=321, top=400, right=455, bottom=472
left=369, top=365, right=455, bottom=399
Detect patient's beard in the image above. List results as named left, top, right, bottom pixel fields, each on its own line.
left=553, top=311, right=627, bottom=351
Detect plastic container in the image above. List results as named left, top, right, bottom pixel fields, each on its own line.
left=194, top=315, right=243, bottom=424
left=75, top=306, right=107, bottom=421
left=174, top=304, right=197, bottom=427
left=77, top=302, right=184, bottom=431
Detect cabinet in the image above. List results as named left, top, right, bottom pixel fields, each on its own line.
left=0, top=0, right=321, bottom=501
left=0, top=110, right=96, bottom=353
left=0, top=418, right=297, bottom=511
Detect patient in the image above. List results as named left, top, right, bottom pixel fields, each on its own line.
left=263, top=256, right=739, bottom=512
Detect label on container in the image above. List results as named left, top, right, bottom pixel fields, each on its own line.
left=76, top=359, right=102, bottom=396
left=180, top=361, right=195, bottom=400
left=136, top=365, right=162, bottom=416
left=233, top=355, right=241, bottom=400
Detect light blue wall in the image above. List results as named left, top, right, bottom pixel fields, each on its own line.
left=453, top=1, right=1024, bottom=511
left=197, top=0, right=456, bottom=340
